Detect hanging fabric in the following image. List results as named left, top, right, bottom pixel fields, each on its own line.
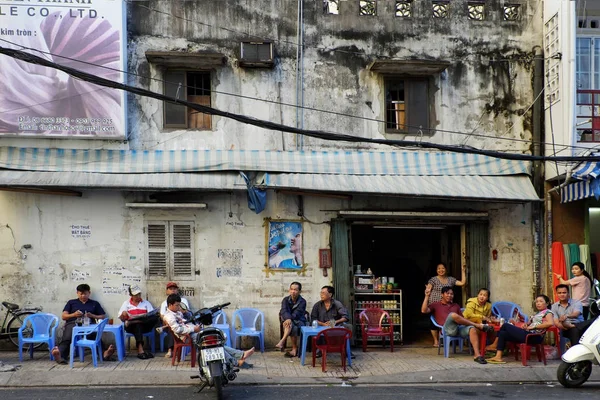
left=569, top=243, right=581, bottom=279
left=579, top=245, right=593, bottom=278
left=552, top=242, right=567, bottom=302
left=563, top=244, right=571, bottom=279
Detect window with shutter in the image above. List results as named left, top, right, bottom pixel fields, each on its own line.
left=384, top=77, right=430, bottom=134
left=147, top=222, right=168, bottom=278
left=146, top=221, right=195, bottom=281
left=171, top=222, right=194, bottom=279
left=164, top=71, right=211, bottom=130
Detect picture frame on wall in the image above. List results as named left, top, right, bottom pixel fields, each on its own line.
left=264, top=218, right=306, bottom=275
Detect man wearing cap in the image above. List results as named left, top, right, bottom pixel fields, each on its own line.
left=159, top=282, right=190, bottom=358
left=118, top=285, right=158, bottom=359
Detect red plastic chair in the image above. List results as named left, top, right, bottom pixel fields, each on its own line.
left=359, top=309, right=394, bottom=353
left=168, top=327, right=196, bottom=367
left=508, top=332, right=546, bottom=366
left=545, top=325, right=562, bottom=357
left=311, top=327, right=352, bottom=372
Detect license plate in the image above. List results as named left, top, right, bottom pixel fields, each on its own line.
left=202, top=347, right=225, bottom=362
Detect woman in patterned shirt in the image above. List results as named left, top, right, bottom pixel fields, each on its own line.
left=426, top=263, right=467, bottom=347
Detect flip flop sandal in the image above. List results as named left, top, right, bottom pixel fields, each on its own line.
left=284, top=351, right=297, bottom=358
left=487, top=359, right=506, bottom=364
left=137, top=353, right=149, bottom=360
left=103, top=356, right=117, bottom=362
left=144, top=352, right=155, bottom=359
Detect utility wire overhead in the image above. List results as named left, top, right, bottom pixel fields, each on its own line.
left=0, top=37, right=590, bottom=154
left=2, top=46, right=600, bottom=163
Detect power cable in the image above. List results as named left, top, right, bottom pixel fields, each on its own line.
left=0, top=37, right=592, bottom=154
left=3, top=45, right=600, bottom=163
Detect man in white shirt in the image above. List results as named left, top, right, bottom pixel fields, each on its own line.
left=163, top=294, right=254, bottom=367
left=159, top=282, right=190, bottom=358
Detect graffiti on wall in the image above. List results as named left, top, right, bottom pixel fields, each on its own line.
left=216, top=248, right=242, bottom=278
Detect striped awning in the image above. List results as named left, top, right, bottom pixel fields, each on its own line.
left=561, top=180, right=594, bottom=203
left=0, top=147, right=540, bottom=202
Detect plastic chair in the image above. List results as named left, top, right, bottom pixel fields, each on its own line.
left=232, top=308, right=265, bottom=352
left=311, top=327, right=352, bottom=372
left=545, top=325, right=562, bottom=358
left=159, top=329, right=169, bottom=353
left=18, top=313, right=59, bottom=361
left=430, top=315, right=471, bottom=358
left=126, top=330, right=156, bottom=353
left=508, top=332, right=547, bottom=366
left=166, top=327, right=196, bottom=367
left=359, top=309, right=394, bottom=352
left=491, top=301, right=522, bottom=320
left=70, top=318, right=109, bottom=368
left=211, top=310, right=232, bottom=347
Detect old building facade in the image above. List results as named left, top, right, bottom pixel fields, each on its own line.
left=0, top=0, right=543, bottom=345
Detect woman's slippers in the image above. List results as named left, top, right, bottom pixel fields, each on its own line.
left=145, top=352, right=154, bottom=359
left=486, top=359, right=506, bottom=364
left=284, top=351, right=297, bottom=358
left=137, top=352, right=149, bottom=360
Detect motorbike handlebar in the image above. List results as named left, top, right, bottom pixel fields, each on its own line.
left=209, top=302, right=231, bottom=313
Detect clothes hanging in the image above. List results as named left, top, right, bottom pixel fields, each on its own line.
left=569, top=243, right=581, bottom=279
left=563, top=244, right=571, bottom=279
left=579, top=245, right=593, bottom=278
left=552, top=242, right=567, bottom=302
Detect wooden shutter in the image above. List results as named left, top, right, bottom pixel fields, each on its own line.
left=467, top=222, right=490, bottom=298
left=170, top=222, right=194, bottom=280
left=407, top=80, right=429, bottom=134
left=147, top=222, right=168, bottom=279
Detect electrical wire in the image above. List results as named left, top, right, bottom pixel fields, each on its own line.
left=3, top=45, right=600, bottom=163
left=0, top=37, right=592, bottom=154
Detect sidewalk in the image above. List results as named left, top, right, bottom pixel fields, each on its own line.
left=1, top=346, right=599, bottom=387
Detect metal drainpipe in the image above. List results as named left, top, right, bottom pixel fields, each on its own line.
left=532, top=46, right=544, bottom=296
left=546, top=192, right=553, bottom=297
left=295, top=0, right=304, bottom=150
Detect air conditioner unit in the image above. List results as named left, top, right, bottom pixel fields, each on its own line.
left=240, top=41, right=274, bottom=68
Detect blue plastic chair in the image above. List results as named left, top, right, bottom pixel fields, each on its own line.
left=430, top=315, right=472, bottom=358
left=18, top=313, right=59, bottom=361
left=126, top=330, right=156, bottom=354
left=70, top=318, right=108, bottom=368
left=211, top=310, right=232, bottom=347
left=159, top=329, right=169, bottom=353
left=232, top=308, right=265, bottom=352
left=491, top=301, right=522, bottom=320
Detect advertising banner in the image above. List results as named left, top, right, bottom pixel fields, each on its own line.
left=0, top=0, right=126, bottom=138
left=266, top=220, right=303, bottom=271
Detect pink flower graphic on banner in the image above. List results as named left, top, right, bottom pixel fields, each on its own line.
left=0, top=11, right=123, bottom=136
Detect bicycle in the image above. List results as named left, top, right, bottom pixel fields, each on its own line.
left=1, top=301, right=43, bottom=348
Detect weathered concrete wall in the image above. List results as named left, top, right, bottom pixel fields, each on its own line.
left=0, top=190, right=534, bottom=342
left=127, top=0, right=540, bottom=152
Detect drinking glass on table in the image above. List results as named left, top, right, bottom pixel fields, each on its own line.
left=329, top=319, right=336, bottom=328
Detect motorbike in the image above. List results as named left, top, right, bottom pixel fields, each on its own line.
left=557, top=296, right=600, bottom=388
left=190, top=302, right=236, bottom=399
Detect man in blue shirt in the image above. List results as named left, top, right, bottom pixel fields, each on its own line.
left=51, top=284, right=112, bottom=364
left=552, top=284, right=585, bottom=348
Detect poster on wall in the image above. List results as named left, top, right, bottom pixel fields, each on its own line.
left=0, top=0, right=126, bottom=138
left=265, top=219, right=305, bottom=274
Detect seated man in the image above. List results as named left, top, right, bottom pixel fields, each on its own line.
left=276, top=281, right=307, bottom=357
left=552, top=284, right=587, bottom=347
left=310, top=285, right=352, bottom=358
left=51, top=283, right=114, bottom=364
left=159, top=281, right=191, bottom=358
left=421, top=285, right=493, bottom=365
left=163, top=294, right=254, bottom=367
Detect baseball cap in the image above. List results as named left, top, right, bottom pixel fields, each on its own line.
left=129, top=285, right=142, bottom=296
left=166, top=281, right=178, bottom=289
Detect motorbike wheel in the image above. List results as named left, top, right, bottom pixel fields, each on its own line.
left=209, top=361, right=224, bottom=400
left=557, top=360, right=593, bottom=388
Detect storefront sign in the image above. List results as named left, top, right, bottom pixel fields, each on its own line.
left=0, top=0, right=126, bottom=138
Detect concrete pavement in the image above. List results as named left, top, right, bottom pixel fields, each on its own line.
left=1, top=345, right=600, bottom=387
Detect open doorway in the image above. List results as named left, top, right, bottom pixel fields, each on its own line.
left=350, top=223, right=464, bottom=345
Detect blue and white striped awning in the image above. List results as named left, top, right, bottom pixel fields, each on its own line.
left=0, top=147, right=530, bottom=176
left=561, top=180, right=594, bottom=203
left=0, top=147, right=539, bottom=201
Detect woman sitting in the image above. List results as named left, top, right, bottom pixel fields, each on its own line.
left=118, top=285, right=159, bottom=359
left=486, top=294, right=554, bottom=364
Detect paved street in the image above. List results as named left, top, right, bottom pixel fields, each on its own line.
left=2, top=384, right=600, bottom=400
